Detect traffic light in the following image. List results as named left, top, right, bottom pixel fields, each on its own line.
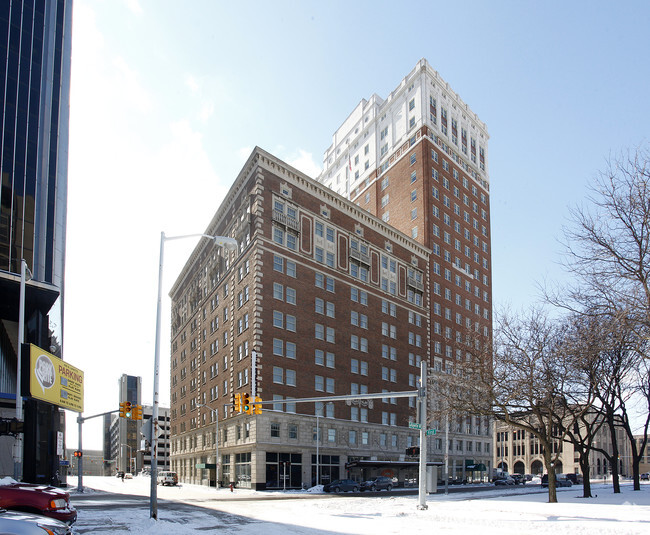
left=73, top=450, right=83, bottom=458
left=119, top=401, right=133, bottom=418
left=405, top=447, right=420, bottom=456
left=234, top=393, right=242, bottom=413
left=0, top=418, right=23, bottom=436
left=253, top=396, right=263, bottom=415
left=242, top=393, right=251, bottom=414
left=131, top=405, right=142, bottom=420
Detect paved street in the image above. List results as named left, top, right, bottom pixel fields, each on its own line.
left=72, top=491, right=264, bottom=533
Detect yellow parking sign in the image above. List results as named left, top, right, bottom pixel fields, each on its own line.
left=29, top=344, right=84, bottom=412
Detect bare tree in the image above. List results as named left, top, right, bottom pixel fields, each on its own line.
left=544, top=147, right=650, bottom=492
left=551, top=313, right=606, bottom=498
left=443, top=308, right=588, bottom=503
left=559, top=146, right=650, bottom=341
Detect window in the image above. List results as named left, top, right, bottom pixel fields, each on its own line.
left=273, top=366, right=283, bottom=384
left=351, top=288, right=368, bottom=305
left=285, top=369, right=296, bottom=387
left=326, top=377, right=335, bottom=393
left=271, top=423, right=280, bottom=438
left=273, top=283, right=283, bottom=300
left=315, top=324, right=325, bottom=340
left=286, top=287, right=296, bottom=305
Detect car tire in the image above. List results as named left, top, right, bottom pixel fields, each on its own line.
left=353, top=486, right=359, bottom=492
left=334, top=487, right=341, bottom=493
left=387, top=484, right=393, bottom=491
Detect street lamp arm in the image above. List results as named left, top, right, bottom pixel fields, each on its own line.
left=162, top=233, right=238, bottom=251
left=151, top=231, right=236, bottom=519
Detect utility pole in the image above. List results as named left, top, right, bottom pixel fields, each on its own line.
left=417, top=361, right=428, bottom=510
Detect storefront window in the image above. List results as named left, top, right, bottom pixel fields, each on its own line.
left=235, top=452, right=251, bottom=487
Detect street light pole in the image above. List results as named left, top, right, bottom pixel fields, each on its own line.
left=150, top=232, right=237, bottom=520
left=14, top=259, right=30, bottom=481
left=316, top=409, right=320, bottom=487
left=417, top=360, right=428, bottom=510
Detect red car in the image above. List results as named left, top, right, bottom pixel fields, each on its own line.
left=0, top=481, right=77, bottom=525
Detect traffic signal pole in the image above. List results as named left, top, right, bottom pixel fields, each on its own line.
left=417, top=361, right=428, bottom=510
left=77, top=416, right=83, bottom=493
left=76, top=409, right=119, bottom=492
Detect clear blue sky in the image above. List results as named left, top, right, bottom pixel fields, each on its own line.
left=65, top=0, right=650, bottom=448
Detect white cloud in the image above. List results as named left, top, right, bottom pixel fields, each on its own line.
left=287, top=149, right=322, bottom=178
left=185, top=74, right=200, bottom=95
left=66, top=3, right=231, bottom=449
left=199, top=101, right=215, bottom=123
left=112, top=56, right=153, bottom=113
left=124, top=0, right=143, bottom=15
left=238, top=146, right=254, bottom=162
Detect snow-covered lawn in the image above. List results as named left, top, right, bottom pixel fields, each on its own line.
left=68, top=476, right=650, bottom=534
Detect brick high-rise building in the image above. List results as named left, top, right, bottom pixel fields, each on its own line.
left=170, top=148, right=431, bottom=489
left=169, top=60, right=493, bottom=489
left=318, top=59, right=493, bottom=481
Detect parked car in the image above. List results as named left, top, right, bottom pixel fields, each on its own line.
left=0, top=482, right=76, bottom=525
left=360, top=476, right=393, bottom=492
left=565, top=473, right=583, bottom=485
left=124, top=473, right=133, bottom=480
left=510, top=474, right=525, bottom=485
left=641, top=472, right=649, bottom=481
left=541, top=474, right=573, bottom=488
left=323, top=479, right=359, bottom=493
left=494, top=476, right=515, bottom=486
left=0, top=509, right=72, bottom=535
left=491, top=472, right=510, bottom=483
left=157, top=471, right=178, bottom=486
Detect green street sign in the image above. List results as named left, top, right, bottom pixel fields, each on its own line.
left=426, top=429, right=437, bottom=436
left=409, top=422, right=422, bottom=430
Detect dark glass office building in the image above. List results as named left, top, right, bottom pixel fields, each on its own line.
left=0, top=0, right=72, bottom=483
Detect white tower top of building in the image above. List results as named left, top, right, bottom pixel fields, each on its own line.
left=318, top=58, right=489, bottom=199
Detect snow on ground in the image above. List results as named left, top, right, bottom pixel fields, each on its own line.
left=68, top=476, right=650, bottom=534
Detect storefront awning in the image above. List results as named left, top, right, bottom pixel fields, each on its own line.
left=345, top=460, right=443, bottom=470
left=465, top=463, right=487, bottom=471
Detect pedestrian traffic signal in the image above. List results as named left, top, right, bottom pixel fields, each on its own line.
left=405, top=447, right=420, bottom=456
left=131, top=404, right=142, bottom=420
left=242, top=393, right=251, bottom=414
left=234, top=393, right=242, bottom=413
left=253, top=396, right=263, bottom=414
left=0, top=418, right=23, bottom=436
left=73, top=450, right=83, bottom=458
